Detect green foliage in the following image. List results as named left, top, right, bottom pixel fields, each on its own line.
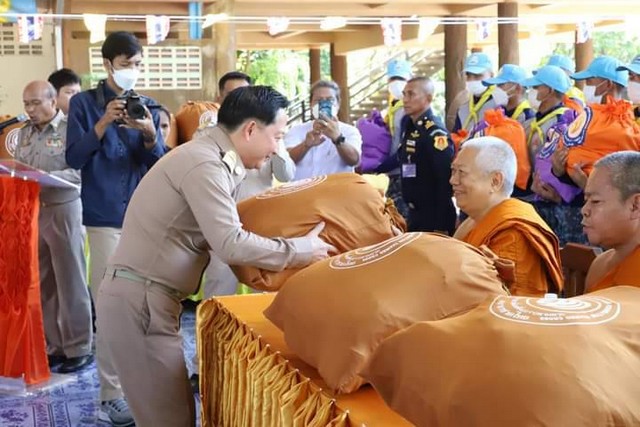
left=237, top=49, right=325, bottom=100
left=540, top=31, right=640, bottom=68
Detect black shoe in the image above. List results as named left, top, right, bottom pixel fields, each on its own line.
left=47, top=354, right=66, bottom=368
left=190, top=374, right=199, bottom=394
left=58, top=354, right=94, bottom=373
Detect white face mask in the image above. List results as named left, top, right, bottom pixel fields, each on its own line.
left=112, top=66, right=140, bottom=92
left=527, top=89, right=541, bottom=110
left=311, top=103, right=338, bottom=119
left=388, top=80, right=406, bottom=100
left=584, top=82, right=604, bottom=105
left=492, top=86, right=511, bottom=107
left=466, top=80, right=486, bottom=97
left=628, top=81, right=640, bottom=104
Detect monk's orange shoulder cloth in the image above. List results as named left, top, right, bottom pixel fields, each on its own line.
left=462, top=198, right=563, bottom=296
left=590, top=246, right=640, bottom=293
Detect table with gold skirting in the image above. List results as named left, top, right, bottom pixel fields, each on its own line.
left=197, top=294, right=412, bottom=427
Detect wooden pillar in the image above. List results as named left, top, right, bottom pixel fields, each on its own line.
left=498, top=1, right=519, bottom=66
left=444, top=22, right=467, bottom=130
left=575, top=33, right=594, bottom=90
left=309, top=48, right=321, bottom=85
left=202, top=0, right=236, bottom=101
left=330, top=43, right=350, bottom=123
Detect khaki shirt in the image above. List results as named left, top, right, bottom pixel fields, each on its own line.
left=15, top=110, right=80, bottom=205
left=110, top=126, right=316, bottom=295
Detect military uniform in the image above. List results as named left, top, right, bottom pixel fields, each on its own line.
left=399, top=109, right=456, bottom=235
left=14, top=110, right=92, bottom=361
left=97, top=126, right=319, bottom=427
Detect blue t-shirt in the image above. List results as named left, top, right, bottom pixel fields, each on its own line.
left=66, top=81, right=167, bottom=227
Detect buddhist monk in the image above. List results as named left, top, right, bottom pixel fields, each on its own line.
left=452, top=136, right=563, bottom=296
left=583, top=151, right=640, bottom=292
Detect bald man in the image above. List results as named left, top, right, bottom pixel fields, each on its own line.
left=583, top=151, right=640, bottom=292
left=15, top=81, right=93, bottom=373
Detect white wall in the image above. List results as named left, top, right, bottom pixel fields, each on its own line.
left=0, top=23, right=57, bottom=115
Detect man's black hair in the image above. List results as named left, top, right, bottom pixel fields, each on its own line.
left=218, top=86, right=289, bottom=132
left=101, top=31, right=142, bottom=61
left=47, top=68, right=81, bottom=92
left=218, top=71, right=252, bottom=93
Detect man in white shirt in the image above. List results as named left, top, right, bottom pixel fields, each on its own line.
left=285, top=80, right=362, bottom=180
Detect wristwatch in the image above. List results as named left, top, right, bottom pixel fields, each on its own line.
left=333, top=134, right=346, bottom=146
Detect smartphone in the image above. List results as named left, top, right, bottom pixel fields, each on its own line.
left=318, top=99, right=333, bottom=118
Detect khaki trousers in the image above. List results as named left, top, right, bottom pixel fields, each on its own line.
left=39, top=199, right=92, bottom=358
left=86, top=226, right=123, bottom=401
left=97, top=274, right=195, bottom=427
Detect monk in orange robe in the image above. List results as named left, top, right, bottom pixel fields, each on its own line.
left=451, top=137, right=563, bottom=296
left=582, top=151, right=640, bottom=292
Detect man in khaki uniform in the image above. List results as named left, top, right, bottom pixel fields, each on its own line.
left=16, top=81, right=93, bottom=373
left=97, top=86, right=335, bottom=427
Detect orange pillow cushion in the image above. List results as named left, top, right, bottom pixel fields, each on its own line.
left=264, top=232, right=508, bottom=393
left=232, top=173, right=406, bottom=291
left=365, top=286, right=640, bottom=427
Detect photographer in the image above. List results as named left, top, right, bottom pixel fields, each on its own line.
left=285, top=80, right=361, bottom=179
left=66, top=31, right=166, bottom=427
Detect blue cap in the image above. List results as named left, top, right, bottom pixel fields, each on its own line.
left=482, top=64, right=528, bottom=87
left=617, top=55, right=640, bottom=76
left=546, top=54, right=575, bottom=73
left=522, top=65, right=571, bottom=94
left=571, top=56, right=628, bottom=87
left=463, top=52, right=493, bottom=75
left=387, top=59, right=412, bottom=80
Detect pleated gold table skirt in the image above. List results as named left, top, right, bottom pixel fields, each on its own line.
left=197, top=293, right=412, bottom=427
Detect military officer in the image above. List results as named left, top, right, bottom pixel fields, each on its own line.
left=96, top=86, right=336, bottom=427
left=16, top=81, right=93, bottom=373
left=399, top=77, right=456, bottom=235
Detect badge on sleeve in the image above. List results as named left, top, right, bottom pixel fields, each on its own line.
left=402, top=163, right=417, bottom=178
left=433, top=135, right=448, bottom=151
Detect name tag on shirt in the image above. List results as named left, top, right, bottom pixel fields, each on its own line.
left=402, top=163, right=417, bottom=178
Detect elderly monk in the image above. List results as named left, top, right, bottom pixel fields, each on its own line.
left=452, top=137, right=563, bottom=296
left=583, top=151, right=640, bottom=292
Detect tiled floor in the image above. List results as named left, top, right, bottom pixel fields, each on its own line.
left=0, top=305, right=200, bottom=427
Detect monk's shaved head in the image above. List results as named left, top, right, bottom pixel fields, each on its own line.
left=23, top=80, right=57, bottom=100
left=594, top=151, right=640, bottom=201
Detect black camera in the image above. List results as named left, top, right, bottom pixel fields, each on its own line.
left=116, top=92, right=147, bottom=122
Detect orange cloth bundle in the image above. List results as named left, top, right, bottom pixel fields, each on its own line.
left=365, top=286, right=640, bottom=427
left=232, top=173, right=406, bottom=291
left=0, top=177, right=49, bottom=385
left=564, top=98, right=640, bottom=176
left=471, top=108, right=531, bottom=191
left=174, top=101, right=219, bottom=145
left=264, top=232, right=508, bottom=394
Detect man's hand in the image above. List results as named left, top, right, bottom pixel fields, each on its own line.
left=551, top=146, right=569, bottom=177
left=304, top=129, right=324, bottom=148
left=99, top=98, right=126, bottom=126
left=315, top=113, right=341, bottom=142
left=304, top=221, right=338, bottom=263
left=567, top=162, right=589, bottom=189
left=531, top=172, right=562, bottom=204
left=120, top=105, right=157, bottom=146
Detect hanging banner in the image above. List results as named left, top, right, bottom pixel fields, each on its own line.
left=418, top=18, right=440, bottom=42
left=146, top=15, right=170, bottom=45
left=267, top=17, right=290, bottom=36
left=576, top=21, right=594, bottom=44
left=381, top=18, right=402, bottom=47
left=0, top=0, right=37, bottom=23
left=83, top=14, right=107, bottom=44
left=475, top=19, right=491, bottom=41
left=17, top=15, right=43, bottom=43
